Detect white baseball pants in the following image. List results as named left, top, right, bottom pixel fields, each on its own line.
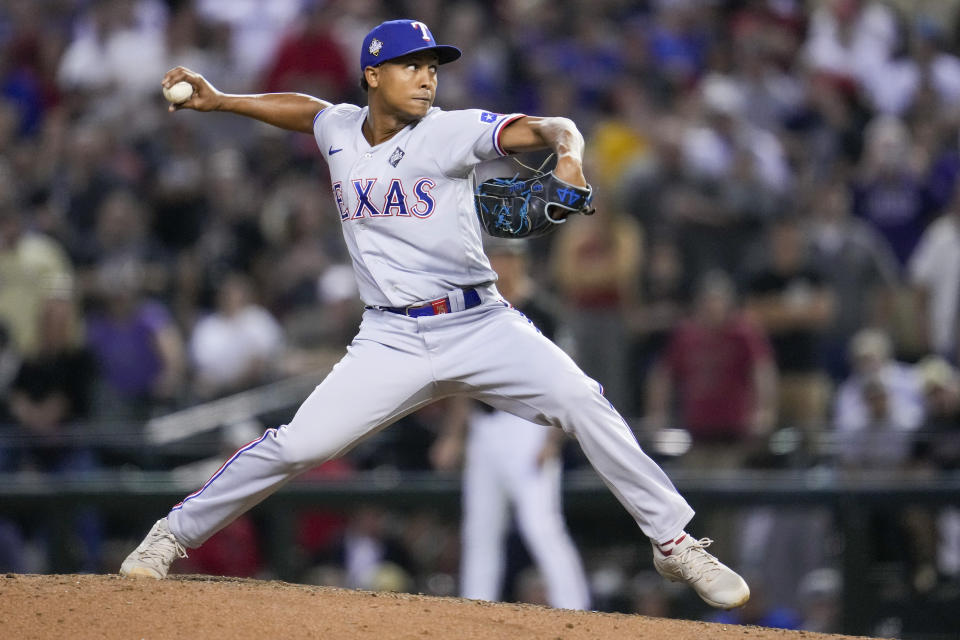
left=167, top=287, right=694, bottom=549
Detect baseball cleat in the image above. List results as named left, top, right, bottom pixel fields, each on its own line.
left=120, top=517, right=187, bottom=579
left=651, top=534, right=750, bottom=609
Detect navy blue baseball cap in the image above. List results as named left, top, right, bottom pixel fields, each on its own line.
left=360, top=19, right=461, bottom=71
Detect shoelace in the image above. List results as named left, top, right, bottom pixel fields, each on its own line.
left=671, top=538, right=722, bottom=583
left=140, top=530, right=188, bottom=563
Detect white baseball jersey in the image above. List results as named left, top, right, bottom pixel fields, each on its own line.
left=313, top=104, right=524, bottom=307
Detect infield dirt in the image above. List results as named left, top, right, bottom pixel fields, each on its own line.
left=0, top=574, right=884, bottom=640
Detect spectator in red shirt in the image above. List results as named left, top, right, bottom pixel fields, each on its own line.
left=645, top=270, right=777, bottom=467
left=261, top=3, right=350, bottom=101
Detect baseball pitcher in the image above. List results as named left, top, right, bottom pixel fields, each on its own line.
left=121, top=19, right=749, bottom=611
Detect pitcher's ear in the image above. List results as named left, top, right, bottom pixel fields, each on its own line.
left=364, top=66, right=380, bottom=90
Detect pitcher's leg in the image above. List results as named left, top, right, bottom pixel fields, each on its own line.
left=436, top=305, right=750, bottom=609
left=168, top=337, right=435, bottom=548
left=443, top=306, right=693, bottom=542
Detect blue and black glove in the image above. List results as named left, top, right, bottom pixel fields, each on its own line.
left=474, top=169, right=594, bottom=239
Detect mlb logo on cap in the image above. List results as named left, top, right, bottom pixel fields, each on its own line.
left=360, top=19, right=461, bottom=71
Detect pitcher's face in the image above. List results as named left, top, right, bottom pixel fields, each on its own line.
left=367, top=51, right=439, bottom=122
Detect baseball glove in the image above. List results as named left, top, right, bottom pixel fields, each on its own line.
left=474, top=160, right=595, bottom=239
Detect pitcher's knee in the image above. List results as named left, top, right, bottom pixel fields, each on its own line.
left=558, top=372, right=604, bottom=402
left=552, top=378, right=607, bottom=418
left=275, top=431, right=333, bottom=472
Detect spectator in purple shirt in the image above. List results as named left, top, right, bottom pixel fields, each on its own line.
left=85, top=259, right=186, bottom=422
left=851, top=115, right=932, bottom=267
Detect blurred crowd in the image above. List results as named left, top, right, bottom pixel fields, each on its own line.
left=1, top=0, right=960, bottom=634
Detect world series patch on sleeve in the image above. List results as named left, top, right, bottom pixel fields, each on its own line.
left=474, top=162, right=595, bottom=239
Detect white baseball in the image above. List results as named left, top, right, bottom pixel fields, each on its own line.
left=162, top=81, right=194, bottom=104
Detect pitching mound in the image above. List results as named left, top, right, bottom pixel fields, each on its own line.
left=1, top=574, right=879, bottom=640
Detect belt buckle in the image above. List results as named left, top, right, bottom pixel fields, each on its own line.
left=430, top=298, right=450, bottom=314
left=403, top=296, right=451, bottom=316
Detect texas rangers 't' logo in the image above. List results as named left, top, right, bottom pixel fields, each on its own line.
left=369, top=38, right=383, bottom=56
left=411, top=21, right=432, bottom=41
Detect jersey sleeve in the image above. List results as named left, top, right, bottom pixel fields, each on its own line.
left=432, top=109, right=526, bottom=177
left=313, top=103, right=361, bottom=152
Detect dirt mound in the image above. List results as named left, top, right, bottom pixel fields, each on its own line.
left=0, top=574, right=879, bottom=640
